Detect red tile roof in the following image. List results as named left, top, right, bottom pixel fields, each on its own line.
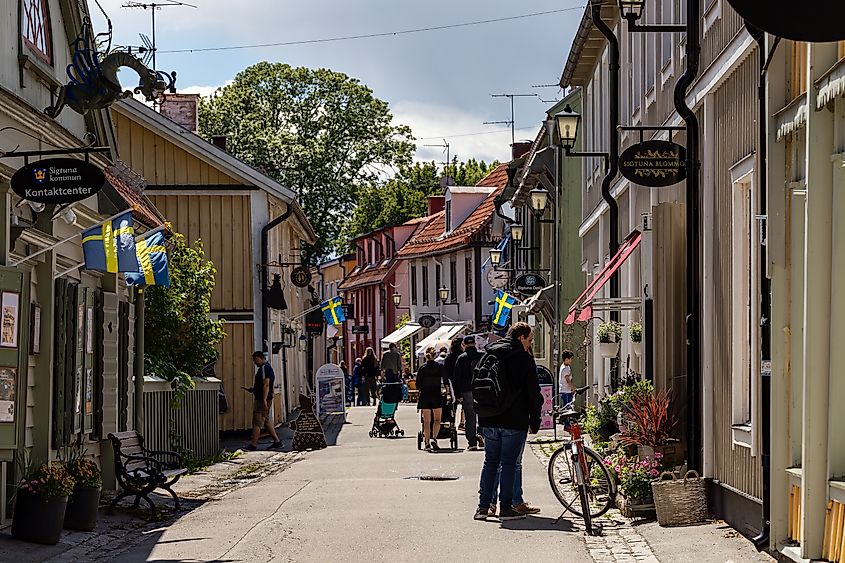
left=103, top=165, right=165, bottom=229
left=396, top=163, right=508, bottom=259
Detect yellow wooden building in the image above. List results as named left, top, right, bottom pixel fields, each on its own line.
left=111, top=95, right=316, bottom=431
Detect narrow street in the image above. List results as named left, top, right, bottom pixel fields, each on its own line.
left=122, top=406, right=591, bottom=562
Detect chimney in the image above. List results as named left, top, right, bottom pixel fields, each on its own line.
left=159, top=93, right=200, bottom=132
left=427, top=196, right=445, bottom=216
left=212, top=135, right=227, bottom=152
left=511, top=140, right=533, bottom=160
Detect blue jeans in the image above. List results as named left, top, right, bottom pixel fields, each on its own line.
left=478, top=427, right=528, bottom=512
left=560, top=392, right=574, bottom=408
left=491, top=434, right=526, bottom=506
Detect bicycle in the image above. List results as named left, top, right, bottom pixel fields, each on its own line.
left=547, top=386, right=616, bottom=536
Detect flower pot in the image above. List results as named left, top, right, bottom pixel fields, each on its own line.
left=599, top=342, right=620, bottom=358
left=64, top=486, right=101, bottom=531
left=632, top=341, right=642, bottom=356
left=616, top=493, right=656, bottom=518
left=637, top=444, right=682, bottom=468
left=12, top=491, right=68, bottom=545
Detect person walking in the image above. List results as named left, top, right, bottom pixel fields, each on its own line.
left=559, top=350, right=575, bottom=408
left=340, top=360, right=353, bottom=407
left=473, top=322, right=543, bottom=521
left=381, top=342, right=403, bottom=382
left=248, top=351, right=283, bottom=451
left=416, top=347, right=446, bottom=451
left=353, top=357, right=366, bottom=406
left=453, top=335, right=483, bottom=450
left=361, top=347, right=380, bottom=406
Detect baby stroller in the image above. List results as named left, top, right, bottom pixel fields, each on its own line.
left=416, top=390, right=459, bottom=450
left=369, top=382, right=404, bottom=438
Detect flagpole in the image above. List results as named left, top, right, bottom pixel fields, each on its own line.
left=12, top=209, right=135, bottom=267
left=51, top=222, right=168, bottom=280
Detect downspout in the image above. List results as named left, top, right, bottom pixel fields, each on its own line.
left=747, top=22, right=780, bottom=552
left=134, top=287, right=144, bottom=431
left=260, top=203, right=294, bottom=414
left=339, top=257, right=351, bottom=364
left=675, top=0, right=702, bottom=472
left=591, top=1, right=621, bottom=390
left=383, top=230, right=398, bottom=340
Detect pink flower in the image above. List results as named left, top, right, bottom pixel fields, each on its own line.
left=650, top=469, right=659, bottom=477
left=654, top=452, right=663, bottom=459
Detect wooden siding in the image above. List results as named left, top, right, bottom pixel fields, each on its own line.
left=148, top=194, right=253, bottom=311
left=112, top=111, right=240, bottom=186
left=217, top=322, right=254, bottom=431
left=712, top=56, right=761, bottom=499
left=700, top=1, right=745, bottom=71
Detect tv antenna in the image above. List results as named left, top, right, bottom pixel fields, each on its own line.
left=121, top=1, right=197, bottom=71
left=423, top=139, right=453, bottom=187
left=423, top=139, right=450, bottom=168
left=485, top=93, right=537, bottom=145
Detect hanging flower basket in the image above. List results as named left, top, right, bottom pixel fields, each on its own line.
left=600, top=342, right=620, bottom=358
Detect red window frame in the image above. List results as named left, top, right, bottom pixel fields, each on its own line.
left=21, top=0, right=53, bottom=65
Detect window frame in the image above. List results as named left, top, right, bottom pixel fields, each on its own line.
left=464, top=255, right=473, bottom=301
left=21, top=0, right=53, bottom=65
left=449, top=256, right=458, bottom=303
left=410, top=264, right=418, bottom=305
left=421, top=264, right=429, bottom=306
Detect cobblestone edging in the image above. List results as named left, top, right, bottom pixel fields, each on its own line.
left=528, top=438, right=661, bottom=563
left=43, top=451, right=302, bottom=563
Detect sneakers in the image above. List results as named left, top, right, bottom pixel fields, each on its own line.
left=245, top=444, right=258, bottom=451
left=498, top=507, right=527, bottom=521
left=512, top=502, right=541, bottom=515
left=269, top=441, right=283, bottom=449
left=488, top=504, right=497, bottom=517
left=473, top=508, right=489, bottom=521
left=467, top=445, right=482, bottom=451
left=430, top=441, right=440, bottom=451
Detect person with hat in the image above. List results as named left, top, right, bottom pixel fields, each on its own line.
left=453, top=334, right=484, bottom=450
left=248, top=351, right=283, bottom=451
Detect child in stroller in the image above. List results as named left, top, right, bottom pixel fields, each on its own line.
left=369, top=381, right=404, bottom=438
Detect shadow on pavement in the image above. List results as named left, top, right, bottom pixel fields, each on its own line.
left=500, top=515, right=579, bottom=532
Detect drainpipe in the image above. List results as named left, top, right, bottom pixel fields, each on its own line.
left=674, top=0, right=702, bottom=472
left=134, top=287, right=145, bottom=431
left=339, top=257, right=350, bottom=364
left=591, top=1, right=621, bottom=390
left=261, top=203, right=294, bottom=414
left=747, top=22, right=780, bottom=552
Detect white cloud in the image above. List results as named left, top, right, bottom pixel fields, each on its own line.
left=179, top=81, right=233, bottom=98
left=392, top=100, right=538, bottom=166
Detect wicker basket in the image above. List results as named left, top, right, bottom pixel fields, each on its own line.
left=651, top=470, right=708, bottom=527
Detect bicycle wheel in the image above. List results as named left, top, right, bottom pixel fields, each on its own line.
left=548, top=443, right=615, bottom=518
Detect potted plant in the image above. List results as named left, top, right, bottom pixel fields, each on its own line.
left=629, top=321, right=643, bottom=356
left=597, top=320, right=622, bottom=357
left=619, top=390, right=681, bottom=467
left=63, top=454, right=102, bottom=531
left=605, top=451, right=663, bottom=517
left=12, top=460, right=75, bottom=545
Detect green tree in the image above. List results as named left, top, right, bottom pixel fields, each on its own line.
left=144, top=233, right=225, bottom=395
left=198, top=62, right=415, bottom=259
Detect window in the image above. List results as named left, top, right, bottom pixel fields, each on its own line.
left=449, top=257, right=457, bottom=302
left=791, top=42, right=808, bottom=100
left=445, top=200, right=452, bottom=232
left=645, top=33, right=656, bottom=93
left=660, top=0, right=672, bottom=69
left=411, top=264, right=418, bottom=305
left=422, top=265, right=429, bottom=306
left=532, top=317, right=546, bottom=359
left=465, top=256, right=473, bottom=301
left=633, top=33, right=642, bottom=114
left=21, top=0, right=52, bottom=64
left=435, top=264, right=441, bottom=300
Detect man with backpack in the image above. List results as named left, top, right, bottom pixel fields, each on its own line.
left=453, top=335, right=484, bottom=450
left=472, top=322, right=543, bottom=521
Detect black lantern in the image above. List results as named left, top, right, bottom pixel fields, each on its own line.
left=530, top=188, right=549, bottom=213
left=555, top=105, right=581, bottom=148
left=618, top=0, right=645, bottom=21
left=438, top=286, right=449, bottom=303
left=510, top=223, right=524, bottom=242
left=392, top=292, right=402, bottom=306
left=489, top=248, right=503, bottom=266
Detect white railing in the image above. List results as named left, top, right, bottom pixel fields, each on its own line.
left=143, top=376, right=221, bottom=460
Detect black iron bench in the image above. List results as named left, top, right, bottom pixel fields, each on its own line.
left=108, top=431, right=187, bottom=520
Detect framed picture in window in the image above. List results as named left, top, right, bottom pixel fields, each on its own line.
left=0, top=292, right=20, bottom=349
left=30, top=303, right=41, bottom=355
left=0, top=366, right=15, bottom=423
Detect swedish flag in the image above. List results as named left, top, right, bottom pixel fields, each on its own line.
left=125, top=230, right=170, bottom=287
left=321, top=297, right=346, bottom=326
left=82, top=212, right=139, bottom=273
left=492, top=290, right=517, bottom=327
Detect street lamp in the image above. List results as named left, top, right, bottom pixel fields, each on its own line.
left=392, top=292, right=401, bottom=306
left=489, top=248, right=503, bottom=266
left=554, top=105, right=581, bottom=148
left=618, top=0, right=645, bottom=22
left=438, top=286, right=449, bottom=303
left=510, top=223, right=524, bottom=242
left=530, top=188, right=549, bottom=214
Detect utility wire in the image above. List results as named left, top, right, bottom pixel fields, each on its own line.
left=159, top=6, right=583, bottom=53
left=416, top=125, right=537, bottom=141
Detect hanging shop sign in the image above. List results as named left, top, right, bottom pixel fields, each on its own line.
left=10, top=158, right=104, bottom=204
left=290, top=266, right=312, bottom=288
left=725, top=1, right=845, bottom=42
left=514, top=273, right=546, bottom=296
left=351, top=325, right=369, bottom=334
left=418, top=315, right=436, bottom=329
left=619, top=140, right=687, bottom=188
left=305, top=308, right=324, bottom=335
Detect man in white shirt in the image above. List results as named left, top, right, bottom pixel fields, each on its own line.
left=558, top=350, right=575, bottom=408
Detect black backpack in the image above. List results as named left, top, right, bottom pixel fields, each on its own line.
left=472, top=347, right=519, bottom=417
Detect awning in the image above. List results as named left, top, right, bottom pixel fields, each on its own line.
left=381, top=323, right=423, bottom=348
left=415, top=322, right=470, bottom=356
left=564, top=229, right=642, bottom=325
left=523, top=284, right=556, bottom=324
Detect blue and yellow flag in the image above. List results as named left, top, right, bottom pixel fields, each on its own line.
left=82, top=212, right=139, bottom=273
left=125, top=230, right=170, bottom=287
left=321, top=297, right=346, bottom=326
left=492, top=290, right=517, bottom=327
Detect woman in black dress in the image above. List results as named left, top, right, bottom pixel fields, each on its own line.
left=417, top=347, right=446, bottom=450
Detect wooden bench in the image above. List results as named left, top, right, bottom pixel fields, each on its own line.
left=108, top=431, right=187, bottom=520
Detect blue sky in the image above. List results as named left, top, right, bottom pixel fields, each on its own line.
left=91, top=0, right=583, bottom=164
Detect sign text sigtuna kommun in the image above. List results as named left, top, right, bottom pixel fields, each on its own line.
left=10, top=158, right=105, bottom=204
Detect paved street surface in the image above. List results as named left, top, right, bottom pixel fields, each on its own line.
left=123, top=404, right=591, bottom=562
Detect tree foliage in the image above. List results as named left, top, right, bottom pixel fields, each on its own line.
left=342, top=158, right=498, bottom=246
left=198, top=62, right=415, bottom=259
left=144, top=233, right=225, bottom=394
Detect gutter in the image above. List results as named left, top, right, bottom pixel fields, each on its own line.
left=260, top=203, right=294, bottom=414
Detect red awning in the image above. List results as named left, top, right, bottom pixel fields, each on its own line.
left=564, top=229, right=642, bottom=325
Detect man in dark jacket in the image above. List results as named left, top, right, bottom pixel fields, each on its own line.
left=474, top=322, right=543, bottom=521
left=453, top=335, right=483, bottom=450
